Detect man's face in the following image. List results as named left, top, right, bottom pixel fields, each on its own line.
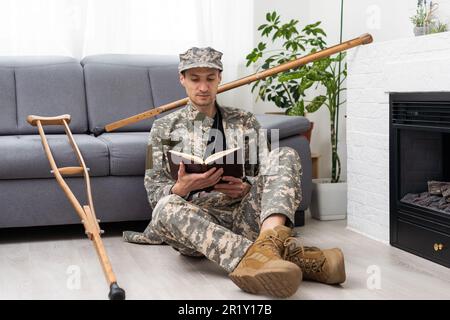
left=179, top=67, right=221, bottom=108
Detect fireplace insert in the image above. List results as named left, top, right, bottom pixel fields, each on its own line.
left=390, top=92, right=450, bottom=268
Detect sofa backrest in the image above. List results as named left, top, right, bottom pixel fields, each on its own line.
left=0, top=56, right=88, bottom=135
left=81, top=54, right=186, bottom=132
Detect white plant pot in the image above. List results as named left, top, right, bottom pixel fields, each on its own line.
left=310, top=178, right=347, bottom=220
left=413, top=26, right=429, bottom=36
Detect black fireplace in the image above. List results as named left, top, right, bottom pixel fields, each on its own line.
left=390, top=92, right=450, bottom=268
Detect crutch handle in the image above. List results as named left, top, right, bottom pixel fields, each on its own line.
left=27, top=114, right=71, bottom=126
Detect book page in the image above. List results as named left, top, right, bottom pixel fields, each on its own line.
left=204, top=147, right=240, bottom=164
left=168, top=150, right=205, bottom=164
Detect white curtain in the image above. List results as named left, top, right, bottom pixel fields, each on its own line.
left=0, top=0, right=255, bottom=109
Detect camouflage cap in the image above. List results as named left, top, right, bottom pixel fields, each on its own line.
left=178, top=47, right=223, bottom=73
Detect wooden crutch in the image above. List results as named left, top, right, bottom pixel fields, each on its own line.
left=27, top=114, right=125, bottom=300
left=92, top=33, right=373, bottom=135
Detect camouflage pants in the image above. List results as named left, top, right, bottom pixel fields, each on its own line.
left=148, top=147, right=302, bottom=273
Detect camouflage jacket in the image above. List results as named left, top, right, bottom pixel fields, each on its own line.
left=144, top=101, right=270, bottom=209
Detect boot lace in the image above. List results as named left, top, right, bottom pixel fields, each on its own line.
left=254, top=234, right=285, bottom=256
left=283, top=237, right=325, bottom=274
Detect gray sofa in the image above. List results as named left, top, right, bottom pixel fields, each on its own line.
left=0, top=55, right=312, bottom=228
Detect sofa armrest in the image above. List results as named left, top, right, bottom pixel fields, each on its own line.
left=256, top=113, right=311, bottom=139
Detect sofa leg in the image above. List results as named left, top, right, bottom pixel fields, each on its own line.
left=294, top=210, right=305, bottom=227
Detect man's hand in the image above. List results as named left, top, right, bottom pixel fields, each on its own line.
left=214, top=176, right=251, bottom=198
left=171, top=162, right=224, bottom=197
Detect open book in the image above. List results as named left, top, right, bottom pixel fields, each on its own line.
left=167, top=147, right=244, bottom=192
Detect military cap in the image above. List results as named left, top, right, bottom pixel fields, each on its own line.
left=178, top=47, right=223, bottom=73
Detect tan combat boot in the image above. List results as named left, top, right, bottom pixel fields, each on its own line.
left=283, top=238, right=346, bottom=285
left=229, top=225, right=302, bottom=298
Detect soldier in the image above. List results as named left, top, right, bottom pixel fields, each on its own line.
left=124, top=47, right=346, bottom=297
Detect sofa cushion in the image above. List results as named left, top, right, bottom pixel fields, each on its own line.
left=0, top=134, right=109, bottom=179
left=98, top=132, right=149, bottom=176
left=256, top=114, right=311, bottom=140
left=148, top=65, right=186, bottom=118
left=82, top=54, right=181, bottom=133
left=0, top=56, right=88, bottom=135
left=83, top=64, right=155, bottom=132
left=0, top=67, right=18, bottom=135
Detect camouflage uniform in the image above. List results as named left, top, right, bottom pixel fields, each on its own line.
left=125, top=101, right=303, bottom=273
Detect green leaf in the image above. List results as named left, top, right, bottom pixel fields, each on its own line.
left=272, top=29, right=283, bottom=41
left=285, top=30, right=292, bottom=40
left=258, top=85, right=266, bottom=98
left=278, top=71, right=303, bottom=82
left=251, top=81, right=259, bottom=92
left=271, top=11, right=277, bottom=21
left=315, top=28, right=326, bottom=36
left=262, top=26, right=273, bottom=37
left=313, top=57, right=331, bottom=71
left=308, top=21, right=321, bottom=28
left=333, top=52, right=346, bottom=62
left=306, top=95, right=326, bottom=113
left=261, top=61, right=270, bottom=70
left=305, top=69, right=322, bottom=81
left=266, top=12, right=271, bottom=22
left=258, top=24, right=267, bottom=31
left=300, top=79, right=314, bottom=92
left=287, top=100, right=305, bottom=116
left=257, top=42, right=266, bottom=51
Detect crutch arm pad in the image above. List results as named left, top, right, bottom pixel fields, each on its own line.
left=359, top=33, right=373, bottom=45
left=27, top=114, right=72, bottom=126
left=92, top=127, right=106, bottom=137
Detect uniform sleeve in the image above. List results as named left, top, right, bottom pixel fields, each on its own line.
left=243, top=114, right=270, bottom=180
left=144, top=122, right=176, bottom=209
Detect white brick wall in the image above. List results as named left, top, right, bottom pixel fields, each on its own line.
left=346, top=32, right=450, bottom=243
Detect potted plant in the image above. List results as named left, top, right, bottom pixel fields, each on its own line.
left=410, top=0, right=447, bottom=36
left=410, top=0, right=429, bottom=36
left=429, top=20, right=448, bottom=34
left=247, top=11, right=348, bottom=220
left=246, top=12, right=327, bottom=117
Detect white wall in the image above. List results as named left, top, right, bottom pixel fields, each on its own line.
left=252, top=0, right=450, bottom=180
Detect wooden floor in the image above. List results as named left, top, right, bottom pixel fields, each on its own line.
left=1, top=213, right=449, bottom=300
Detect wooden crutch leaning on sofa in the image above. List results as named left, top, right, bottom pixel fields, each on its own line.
left=92, top=33, right=373, bottom=135
left=26, top=114, right=126, bottom=300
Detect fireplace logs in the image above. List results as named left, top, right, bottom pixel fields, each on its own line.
left=428, top=181, right=450, bottom=202
left=442, top=185, right=450, bottom=203
left=402, top=181, right=450, bottom=213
